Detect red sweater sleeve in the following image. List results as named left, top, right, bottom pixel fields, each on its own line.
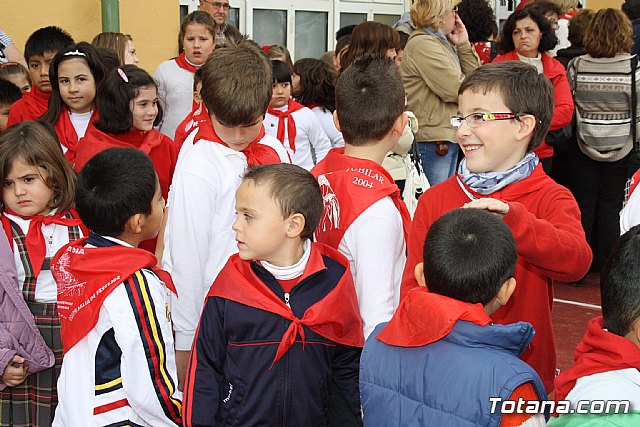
left=503, top=190, right=592, bottom=282
left=545, top=56, right=574, bottom=131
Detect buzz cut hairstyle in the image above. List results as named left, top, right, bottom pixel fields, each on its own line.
left=458, top=61, right=554, bottom=151
left=600, top=225, right=640, bottom=337
left=0, top=78, right=22, bottom=106
left=200, top=40, right=273, bottom=126
left=75, top=147, right=157, bottom=236
left=423, top=208, right=518, bottom=306
left=242, top=163, right=323, bottom=240
left=24, top=26, right=74, bottom=60
left=335, top=55, right=405, bottom=146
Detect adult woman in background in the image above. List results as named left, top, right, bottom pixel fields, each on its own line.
left=567, top=9, right=637, bottom=273
left=340, top=21, right=400, bottom=70
left=91, top=32, right=139, bottom=66
left=401, top=0, right=481, bottom=185
left=493, top=7, right=573, bottom=174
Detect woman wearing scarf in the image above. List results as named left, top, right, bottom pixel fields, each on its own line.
left=401, top=0, right=481, bottom=186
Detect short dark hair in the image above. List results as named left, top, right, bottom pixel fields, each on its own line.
left=24, top=26, right=74, bottom=60
left=336, top=55, right=404, bottom=146
left=272, top=60, right=291, bottom=84
left=623, top=0, right=640, bottom=21
left=93, top=65, right=163, bottom=134
left=424, top=208, right=517, bottom=305
left=0, top=62, right=31, bottom=90
left=0, top=78, right=22, bottom=107
left=243, top=163, right=323, bottom=240
left=200, top=40, right=272, bottom=126
left=498, top=8, right=558, bottom=54
left=457, top=0, right=497, bottom=42
left=293, top=58, right=337, bottom=112
left=340, top=21, right=400, bottom=70
left=525, top=0, right=562, bottom=16
left=600, top=226, right=640, bottom=337
left=76, top=147, right=156, bottom=236
left=42, top=43, right=107, bottom=125
left=458, top=61, right=554, bottom=150
left=336, top=24, right=356, bottom=41
left=398, top=31, right=410, bottom=51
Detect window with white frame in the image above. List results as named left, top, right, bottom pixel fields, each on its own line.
left=179, top=0, right=411, bottom=60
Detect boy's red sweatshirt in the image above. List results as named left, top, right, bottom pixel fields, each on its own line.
left=400, top=165, right=592, bottom=392
left=6, top=87, right=50, bottom=126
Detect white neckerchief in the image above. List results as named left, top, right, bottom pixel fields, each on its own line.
left=517, top=52, right=544, bottom=74
left=260, top=239, right=311, bottom=280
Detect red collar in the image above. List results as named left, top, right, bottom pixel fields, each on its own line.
left=208, top=243, right=364, bottom=366
left=267, top=99, right=306, bottom=153
left=175, top=51, right=197, bottom=73
left=52, top=236, right=176, bottom=352
left=376, top=287, right=491, bottom=347
left=554, top=316, right=640, bottom=401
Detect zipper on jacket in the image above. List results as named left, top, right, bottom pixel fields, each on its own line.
left=284, top=292, right=291, bottom=308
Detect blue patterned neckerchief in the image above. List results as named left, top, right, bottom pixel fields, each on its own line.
left=457, top=151, right=539, bottom=197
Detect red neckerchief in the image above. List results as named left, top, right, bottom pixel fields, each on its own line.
left=54, top=107, right=98, bottom=163
left=629, top=169, right=640, bottom=198
left=267, top=99, right=306, bottom=153
left=208, top=243, right=364, bottom=367
left=76, top=124, right=165, bottom=171
left=51, top=236, right=177, bottom=353
left=7, top=86, right=50, bottom=125
left=175, top=51, right=197, bottom=73
left=2, top=209, right=84, bottom=279
left=311, top=148, right=411, bottom=248
left=305, top=101, right=320, bottom=109
left=376, top=287, right=491, bottom=347
left=554, top=316, right=640, bottom=401
left=174, top=102, right=208, bottom=150
left=195, top=114, right=283, bottom=166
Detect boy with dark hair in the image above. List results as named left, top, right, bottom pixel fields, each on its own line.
left=312, top=55, right=411, bottom=338
left=7, top=26, right=74, bottom=126
left=361, top=208, right=547, bottom=426
left=550, top=226, right=640, bottom=425
left=183, top=163, right=364, bottom=426
left=0, top=78, right=22, bottom=132
left=400, top=61, right=592, bottom=392
left=51, top=148, right=181, bottom=426
left=162, top=40, right=289, bottom=388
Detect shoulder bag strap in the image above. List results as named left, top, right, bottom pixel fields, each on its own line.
left=631, top=55, right=638, bottom=147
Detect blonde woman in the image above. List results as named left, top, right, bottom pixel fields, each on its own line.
left=401, top=0, right=481, bottom=185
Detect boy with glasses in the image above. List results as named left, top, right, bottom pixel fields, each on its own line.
left=400, top=61, right=592, bottom=393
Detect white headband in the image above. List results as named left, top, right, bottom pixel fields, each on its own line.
left=64, top=50, right=86, bottom=57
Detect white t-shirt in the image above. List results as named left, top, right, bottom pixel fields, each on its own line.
left=311, top=106, right=344, bottom=148
left=155, top=59, right=195, bottom=140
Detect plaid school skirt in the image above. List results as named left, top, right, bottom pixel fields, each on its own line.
left=0, top=301, right=62, bottom=427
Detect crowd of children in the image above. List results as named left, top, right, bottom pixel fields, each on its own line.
left=1, top=2, right=640, bottom=426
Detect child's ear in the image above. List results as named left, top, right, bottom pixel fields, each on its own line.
left=125, top=213, right=144, bottom=235
left=333, top=111, right=342, bottom=132
left=516, top=114, right=537, bottom=142
left=286, top=213, right=306, bottom=239
left=414, top=262, right=427, bottom=287
left=495, top=277, right=516, bottom=306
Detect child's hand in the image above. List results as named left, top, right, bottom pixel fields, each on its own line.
left=2, top=355, right=27, bottom=387
left=448, top=14, right=470, bottom=47
left=463, top=198, right=509, bottom=217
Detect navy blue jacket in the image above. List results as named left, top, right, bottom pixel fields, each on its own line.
left=183, top=254, right=362, bottom=427
left=360, top=320, right=548, bottom=427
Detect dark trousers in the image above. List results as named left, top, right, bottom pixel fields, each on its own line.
left=567, top=143, right=628, bottom=271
